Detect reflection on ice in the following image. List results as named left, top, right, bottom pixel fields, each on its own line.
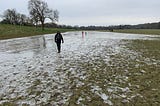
left=0, top=35, right=46, bottom=53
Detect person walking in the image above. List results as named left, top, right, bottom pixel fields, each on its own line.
left=55, top=31, right=64, bottom=53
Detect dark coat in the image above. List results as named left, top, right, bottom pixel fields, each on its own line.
left=55, top=33, right=64, bottom=43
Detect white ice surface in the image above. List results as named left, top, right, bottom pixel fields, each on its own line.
left=0, top=31, right=159, bottom=105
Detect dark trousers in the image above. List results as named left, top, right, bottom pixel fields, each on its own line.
left=56, top=42, right=61, bottom=53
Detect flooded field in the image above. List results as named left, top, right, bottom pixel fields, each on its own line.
left=0, top=31, right=160, bottom=106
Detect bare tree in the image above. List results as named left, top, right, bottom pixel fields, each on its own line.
left=2, top=9, right=28, bottom=25
left=29, top=9, right=39, bottom=27
left=28, top=0, right=59, bottom=30
left=3, top=9, right=17, bottom=24
left=53, top=10, right=59, bottom=22
left=18, top=14, right=28, bottom=25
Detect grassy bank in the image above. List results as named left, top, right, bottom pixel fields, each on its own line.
left=1, top=24, right=160, bottom=40
left=0, top=24, right=74, bottom=40
left=114, top=29, right=160, bottom=35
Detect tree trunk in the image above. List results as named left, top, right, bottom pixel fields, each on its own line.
left=41, top=21, right=44, bottom=30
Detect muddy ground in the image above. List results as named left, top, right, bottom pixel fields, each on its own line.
left=0, top=31, right=160, bottom=106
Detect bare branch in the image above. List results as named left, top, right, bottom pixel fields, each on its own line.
left=28, top=0, right=59, bottom=30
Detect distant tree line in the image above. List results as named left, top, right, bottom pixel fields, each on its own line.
left=0, top=0, right=59, bottom=30
left=56, top=22, right=160, bottom=31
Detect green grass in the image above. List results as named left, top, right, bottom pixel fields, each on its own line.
left=125, top=40, right=160, bottom=105
left=114, top=29, right=160, bottom=35
left=0, top=24, right=75, bottom=40
left=67, top=40, right=160, bottom=106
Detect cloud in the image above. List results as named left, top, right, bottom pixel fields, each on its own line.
left=0, top=0, right=160, bottom=26
left=0, top=0, right=29, bottom=14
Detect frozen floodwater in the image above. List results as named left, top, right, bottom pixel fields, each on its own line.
left=0, top=31, right=160, bottom=105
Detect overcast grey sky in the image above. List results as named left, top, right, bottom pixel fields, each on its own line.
left=0, top=0, right=160, bottom=26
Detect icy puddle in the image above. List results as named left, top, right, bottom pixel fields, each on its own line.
left=0, top=31, right=160, bottom=105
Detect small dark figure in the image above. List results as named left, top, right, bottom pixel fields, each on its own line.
left=85, top=32, right=87, bottom=35
left=55, top=31, right=64, bottom=53
left=82, top=31, right=84, bottom=38
left=82, top=31, right=84, bottom=35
